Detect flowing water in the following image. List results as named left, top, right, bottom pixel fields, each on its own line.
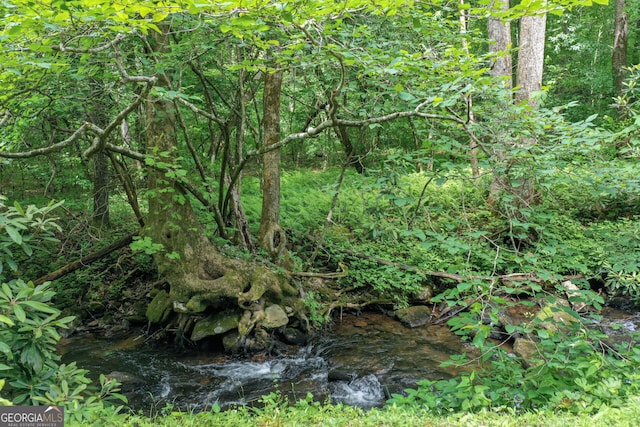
left=58, top=308, right=639, bottom=412
left=58, top=312, right=474, bottom=411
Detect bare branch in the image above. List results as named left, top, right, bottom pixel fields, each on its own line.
left=82, top=80, right=156, bottom=158
left=54, top=33, right=127, bottom=54
left=104, top=142, right=145, bottom=161
left=0, top=122, right=93, bottom=158
left=175, top=96, right=225, bottom=125
left=245, top=109, right=466, bottom=158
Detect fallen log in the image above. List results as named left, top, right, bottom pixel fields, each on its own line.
left=33, top=232, right=138, bottom=285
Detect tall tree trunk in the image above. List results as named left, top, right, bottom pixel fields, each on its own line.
left=487, top=0, right=513, bottom=204
left=87, top=95, right=111, bottom=229
left=459, top=0, right=479, bottom=178
left=336, top=124, right=365, bottom=174
left=488, top=0, right=512, bottom=89
left=515, top=14, right=547, bottom=107
left=613, top=0, right=628, bottom=95
left=258, top=70, right=288, bottom=261
left=142, top=30, right=303, bottom=352
left=513, top=13, right=545, bottom=206
left=489, top=11, right=545, bottom=210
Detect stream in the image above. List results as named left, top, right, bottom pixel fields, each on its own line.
left=58, top=308, right=639, bottom=412
left=58, top=312, right=472, bottom=411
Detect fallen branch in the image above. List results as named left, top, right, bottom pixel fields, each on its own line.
left=34, top=232, right=138, bottom=285
left=341, top=248, right=584, bottom=284
left=288, top=262, right=349, bottom=279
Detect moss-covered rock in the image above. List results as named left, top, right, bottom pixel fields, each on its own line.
left=191, top=311, right=241, bottom=341
left=222, top=331, right=242, bottom=353
left=513, top=337, right=541, bottom=368
left=146, top=290, right=172, bottom=323
left=395, top=305, right=431, bottom=328
left=536, top=300, right=577, bottom=333
left=263, top=304, right=289, bottom=329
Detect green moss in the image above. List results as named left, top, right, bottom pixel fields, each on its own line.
left=146, top=290, right=172, bottom=323
left=191, top=311, right=241, bottom=341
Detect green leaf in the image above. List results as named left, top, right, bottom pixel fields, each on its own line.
left=5, top=226, right=22, bottom=244
left=22, top=300, right=60, bottom=314
left=0, top=283, right=12, bottom=300
left=0, top=314, right=14, bottom=326
left=472, top=325, right=490, bottom=348
left=13, top=200, right=25, bottom=215
left=13, top=304, right=26, bottom=322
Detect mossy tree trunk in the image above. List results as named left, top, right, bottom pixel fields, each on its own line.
left=143, top=29, right=305, bottom=353
left=258, top=70, right=288, bottom=261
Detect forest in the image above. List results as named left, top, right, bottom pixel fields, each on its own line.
left=1, top=0, right=639, bottom=425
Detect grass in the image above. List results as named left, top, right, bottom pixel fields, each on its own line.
left=68, top=397, right=640, bottom=427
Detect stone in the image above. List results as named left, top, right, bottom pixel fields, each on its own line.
left=222, top=331, right=242, bottom=353
left=328, top=368, right=355, bottom=382
left=414, top=285, right=434, bottom=302
left=561, top=280, right=587, bottom=312
left=282, top=327, right=307, bottom=345
left=536, top=300, right=577, bottom=333
left=513, top=338, right=541, bottom=368
left=186, top=296, right=208, bottom=313
left=146, top=290, right=172, bottom=323
left=395, top=305, right=432, bottom=328
left=106, top=371, right=147, bottom=393
left=262, top=304, right=289, bottom=329
left=191, top=311, right=241, bottom=341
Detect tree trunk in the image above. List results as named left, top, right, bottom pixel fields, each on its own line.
left=488, top=0, right=512, bottom=89
left=489, top=10, right=545, bottom=210
left=92, top=150, right=110, bottom=229
left=258, top=70, right=288, bottom=261
left=515, top=14, right=547, bottom=107
left=459, top=0, right=479, bottom=178
left=613, top=0, right=628, bottom=95
left=336, top=124, right=365, bottom=174
left=487, top=0, right=513, bottom=204
left=142, top=31, right=304, bottom=352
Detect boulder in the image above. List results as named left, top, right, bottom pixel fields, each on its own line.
left=512, top=338, right=541, bottom=368
left=191, top=311, right=241, bottom=341
left=535, top=300, right=577, bottom=333
left=262, top=304, right=289, bottom=329
left=146, top=290, right=172, bottom=323
left=106, top=371, right=147, bottom=393
left=282, top=327, right=308, bottom=345
left=222, top=331, right=242, bottom=353
left=395, top=305, right=431, bottom=328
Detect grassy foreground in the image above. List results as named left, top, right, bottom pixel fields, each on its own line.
left=68, top=397, right=640, bottom=427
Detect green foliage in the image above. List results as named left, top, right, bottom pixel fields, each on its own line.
left=0, top=199, right=126, bottom=421
left=600, top=261, right=640, bottom=302
left=0, top=379, right=12, bottom=406
left=0, top=278, right=127, bottom=417
left=389, top=304, right=640, bottom=414
left=0, top=196, right=62, bottom=278
left=62, top=393, right=640, bottom=427
left=302, top=291, right=329, bottom=328
left=130, top=236, right=165, bottom=255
